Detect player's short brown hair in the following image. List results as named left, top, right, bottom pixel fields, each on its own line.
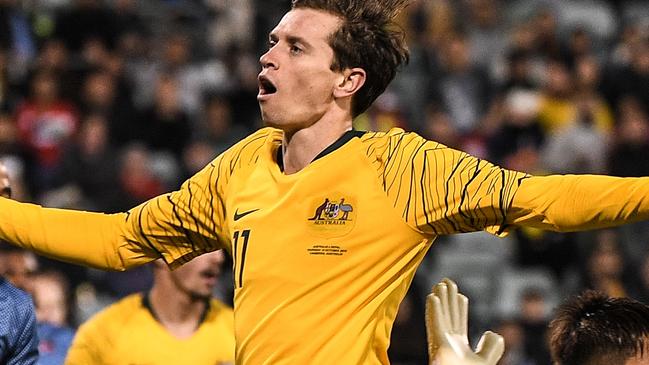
left=549, top=290, right=649, bottom=365
left=291, top=0, right=410, bottom=117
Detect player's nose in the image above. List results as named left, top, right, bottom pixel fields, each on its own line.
left=260, top=48, right=278, bottom=70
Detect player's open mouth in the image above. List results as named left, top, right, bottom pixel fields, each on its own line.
left=258, top=76, right=277, bottom=99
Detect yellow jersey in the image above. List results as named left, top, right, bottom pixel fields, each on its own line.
left=3, top=127, right=649, bottom=364
left=64, top=293, right=234, bottom=365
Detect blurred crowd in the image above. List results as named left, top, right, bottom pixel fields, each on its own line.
left=0, top=0, right=648, bottom=364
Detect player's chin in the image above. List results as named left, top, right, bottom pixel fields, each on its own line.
left=260, top=107, right=281, bottom=128
left=190, top=289, right=213, bottom=301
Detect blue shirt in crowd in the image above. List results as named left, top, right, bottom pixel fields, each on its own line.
left=0, top=277, right=39, bottom=365
left=36, top=322, right=74, bottom=365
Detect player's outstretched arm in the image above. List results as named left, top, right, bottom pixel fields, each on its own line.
left=508, top=174, right=649, bottom=232
left=0, top=197, right=158, bottom=270
left=426, top=278, right=504, bottom=365
left=0, top=130, right=272, bottom=271
left=0, top=158, right=226, bottom=271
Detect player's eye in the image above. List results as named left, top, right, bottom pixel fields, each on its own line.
left=290, top=45, right=302, bottom=55
left=267, top=40, right=277, bottom=50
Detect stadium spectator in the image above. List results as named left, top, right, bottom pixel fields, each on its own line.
left=519, top=288, right=551, bottom=365
left=139, top=74, right=192, bottom=159
left=430, top=32, right=493, bottom=134
left=581, top=229, right=638, bottom=298
left=608, top=97, right=649, bottom=177
left=78, top=69, right=139, bottom=148
left=32, top=270, right=75, bottom=365
left=58, top=113, right=122, bottom=212
left=15, top=70, right=78, bottom=195
left=53, top=0, right=118, bottom=53
left=0, top=245, right=38, bottom=294
left=492, top=318, right=535, bottom=365
left=0, top=269, right=39, bottom=365
left=0, top=159, right=39, bottom=364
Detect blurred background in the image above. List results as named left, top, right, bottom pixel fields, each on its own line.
left=0, top=0, right=648, bottom=364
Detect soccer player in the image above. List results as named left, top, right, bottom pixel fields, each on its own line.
left=2, top=0, right=649, bottom=363
left=549, top=291, right=649, bottom=365
left=426, top=278, right=504, bottom=365
left=0, top=161, right=39, bottom=365
left=64, top=250, right=234, bottom=365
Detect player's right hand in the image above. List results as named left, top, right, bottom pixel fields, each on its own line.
left=426, top=278, right=504, bottom=365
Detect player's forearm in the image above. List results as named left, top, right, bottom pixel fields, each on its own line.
left=508, top=174, right=649, bottom=232
left=0, top=198, right=155, bottom=270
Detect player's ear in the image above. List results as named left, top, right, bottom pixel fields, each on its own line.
left=333, top=67, right=366, bottom=99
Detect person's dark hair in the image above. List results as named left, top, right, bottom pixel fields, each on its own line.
left=549, top=290, right=649, bottom=365
left=291, top=0, right=411, bottom=117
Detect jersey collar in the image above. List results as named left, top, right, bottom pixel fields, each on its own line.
left=276, top=130, right=366, bottom=172
left=142, top=291, right=211, bottom=330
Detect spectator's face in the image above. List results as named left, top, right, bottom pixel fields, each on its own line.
left=79, top=115, right=108, bottom=154
left=155, top=77, right=180, bottom=112
left=32, top=276, right=68, bottom=326
left=0, top=162, right=10, bottom=198
left=32, top=74, right=58, bottom=103
left=546, top=63, right=571, bottom=96
left=576, top=57, right=600, bottom=88
left=257, top=9, right=344, bottom=131
left=83, top=72, right=115, bottom=107
left=632, top=43, right=649, bottom=73
left=39, top=40, right=68, bottom=70
left=589, top=240, right=623, bottom=279
left=206, top=99, right=232, bottom=134
left=169, top=250, right=225, bottom=299
left=2, top=251, right=37, bottom=292
left=164, top=37, right=190, bottom=66
left=445, top=38, right=470, bottom=71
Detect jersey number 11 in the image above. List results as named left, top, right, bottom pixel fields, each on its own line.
left=233, top=229, right=251, bottom=288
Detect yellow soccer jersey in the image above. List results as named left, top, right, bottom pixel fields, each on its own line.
left=4, top=127, right=649, bottom=364
left=64, top=293, right=234, bottom=365
left=126, top=127, right=528, bottom=364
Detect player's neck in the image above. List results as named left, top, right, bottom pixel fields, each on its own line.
left=281, top=116, right=352, bottom=174
left=148, top=285, right=208, bottom=339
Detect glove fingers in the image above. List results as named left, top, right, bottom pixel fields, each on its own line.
left=425, top=293, right=449, bottom=357
left=425, top=293, right=436, bottom=344
left=433, top=282, right=452, bottom=332
left=458, top=293, right=469, bottom=337
left=441, top=278, right=461, bottom=333
left=475, top=331, right=505, bottom=365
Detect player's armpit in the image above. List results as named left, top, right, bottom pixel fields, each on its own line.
left=507, top=174, right=649, bottom=232
left=0, top=197, right=155, bottom=270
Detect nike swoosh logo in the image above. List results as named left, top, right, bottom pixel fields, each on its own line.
left=234, top=208, right=260, bottom=221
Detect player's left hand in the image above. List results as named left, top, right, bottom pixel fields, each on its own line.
left=426, top=278, right=504, bottom=365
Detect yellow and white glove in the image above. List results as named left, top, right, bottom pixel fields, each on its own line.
left=426, top=278, right=504, bottom=365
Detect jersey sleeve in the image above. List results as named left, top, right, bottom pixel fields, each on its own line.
left=0, top=154, right=227, bottom=270
left=0, top=129, right=274, bottom=270
left=507, top=174, right=649, bottom=231
left=362, top=130, right=528, bottom=236
left=124, top=152, right=230, bottom=268
left=126, top=128, right=275, bottom=268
